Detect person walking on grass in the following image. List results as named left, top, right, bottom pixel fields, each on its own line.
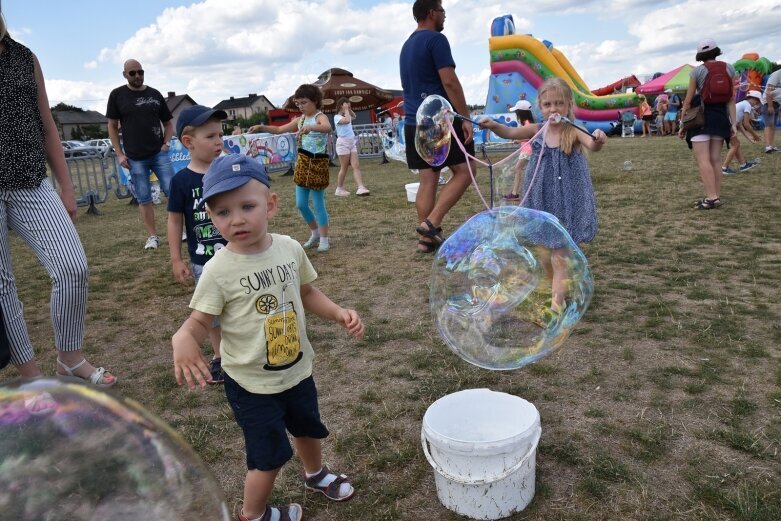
left=679, top=38, right=738, bottom=210
left=333, top=98, right=370, bottom=197
left=107, top=58, right=175, bottom=250
left=167, top=105, right=229, bottom=384
left=249, top=85, right=333, bottom=252
left=400, top=0, right=475, bottom=254
left=172, top=154, right=364, bottom=521
left=0, top=14, right=115, bottom=387
left=761, top=68, right=781, bottom=154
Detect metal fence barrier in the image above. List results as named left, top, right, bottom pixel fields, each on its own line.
left=57, top=126, right=403, bottom=215
left=57, top=147, right=131, bottom=214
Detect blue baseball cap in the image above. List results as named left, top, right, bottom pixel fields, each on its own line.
left=176, top=105, right=228, bottom=139
left=201, top=155, right=271, bottom=205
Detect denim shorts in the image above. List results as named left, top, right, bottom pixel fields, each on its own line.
left=224, top=373, right=329, bottom=471
left=127, top=150, right=175, bottom=204
left=761, top=102, right=780, bottom=128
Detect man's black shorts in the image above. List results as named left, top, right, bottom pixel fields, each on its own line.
left=404, top=120, right=475, bottom=171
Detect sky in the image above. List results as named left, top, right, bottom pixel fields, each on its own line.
left=3, top=0, right=781, bottom=114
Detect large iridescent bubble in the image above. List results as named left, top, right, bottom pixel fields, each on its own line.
left=431, top=206, right=593, bottom=370
left=415, top=95, right=453, bottom=167
left=0, top=379, right=231, bottom=520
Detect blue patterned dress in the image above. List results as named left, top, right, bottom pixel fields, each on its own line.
left=521, top=136, right=598, bottom=247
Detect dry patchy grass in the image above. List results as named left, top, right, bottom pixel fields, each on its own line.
left=6, top=135, right=781, bottom=520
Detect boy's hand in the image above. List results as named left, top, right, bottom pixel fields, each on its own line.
left=173, top=341, right=212, bottom=390
left=338, top=308, right=365, bottom=340
left=171, top=259, right=192, bottom=285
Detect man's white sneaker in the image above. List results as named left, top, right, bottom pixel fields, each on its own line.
left=144, top=235, right=160, bottom=250
left=334, top=187, right=350, bottom=197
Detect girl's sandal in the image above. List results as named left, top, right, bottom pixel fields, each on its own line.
left=304, top=466, right=355, bottom=502
left=238, top=504, right=302, bottom=521
left=695, top=198, right=722, bottom=210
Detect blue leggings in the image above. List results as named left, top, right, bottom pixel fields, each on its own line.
left=295, top=186, right=329, bottom=227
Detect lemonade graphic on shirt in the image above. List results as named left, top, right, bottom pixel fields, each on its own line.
left=256, top=293, right=302, bottom=371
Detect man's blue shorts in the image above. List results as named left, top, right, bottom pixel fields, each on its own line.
left=224, top=373, right=329, bottom=471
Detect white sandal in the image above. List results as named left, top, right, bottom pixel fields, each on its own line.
left=57, top=358, right=117, bottom=388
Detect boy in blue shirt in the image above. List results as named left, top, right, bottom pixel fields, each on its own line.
left=167, top=105, right=228, bottom=383
left=172, top=155, right=365, bottom=521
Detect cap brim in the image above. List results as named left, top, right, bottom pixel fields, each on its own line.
left=201, top=175, right=252, bottom=206
left=179, top=109, right=228, bottom=138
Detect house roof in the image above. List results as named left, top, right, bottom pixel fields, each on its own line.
left=214, top=94, right=276, bottom=111
left=52, top=110, right=107, bottom=125
left=165, top=93, right=197, bottom=113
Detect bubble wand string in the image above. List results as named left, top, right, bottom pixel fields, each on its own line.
left=444, top=114, right=553, bottom=212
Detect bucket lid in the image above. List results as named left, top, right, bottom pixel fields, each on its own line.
left=422, top=389, right=540, bottom=455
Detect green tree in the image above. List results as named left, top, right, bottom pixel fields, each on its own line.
left=51, top=102, right=84, bottom=112
left=81, top=124, right=108, bottom=139
left=70, top=126, right=83, bottom=140
left=235, top=110, right=269, bottom=131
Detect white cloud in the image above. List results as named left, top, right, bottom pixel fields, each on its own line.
left=41, top=0, right=781, bottom=111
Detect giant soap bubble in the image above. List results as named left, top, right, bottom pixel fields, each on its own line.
left=431, top=206, right=593, bottom=370
left=0, top=379, right=230, bottom=520
left=415, top=95, right=453, bottom=167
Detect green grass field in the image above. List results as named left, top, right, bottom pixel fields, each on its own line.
left=8, top=135, right=781, bottom=520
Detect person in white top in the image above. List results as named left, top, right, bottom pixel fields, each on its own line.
left=761, top=69, right=781, bottom=153
left=721, top=90, right=762, bottom=174
left=333, top=98, right=370, bottom=196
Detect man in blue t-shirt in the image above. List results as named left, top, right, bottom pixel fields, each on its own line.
left=400, top=0, right=475, bottom=254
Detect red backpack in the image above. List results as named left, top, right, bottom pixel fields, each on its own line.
left=701, top=61, right=732, bottom=104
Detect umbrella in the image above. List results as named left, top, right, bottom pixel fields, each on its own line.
left=283, top=68, right=394, bottom=114
left=636, top=64, right=694, bottom=95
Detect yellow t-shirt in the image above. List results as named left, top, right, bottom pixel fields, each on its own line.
left=190, top=234, right=317, bottom=394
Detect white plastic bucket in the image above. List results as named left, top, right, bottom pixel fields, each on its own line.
left=421, top=389, right=541, bottom=520
left=405, top=182, right=419, bottom=203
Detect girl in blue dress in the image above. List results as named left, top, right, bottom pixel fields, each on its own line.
left=480, top=78, right=607, bottom=312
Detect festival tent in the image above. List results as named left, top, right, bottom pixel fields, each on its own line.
left=636, top=64, right=694, bottom=95
left=282, top=68, right=394, bottom=114
left=591, top=75, right=641, bottom=96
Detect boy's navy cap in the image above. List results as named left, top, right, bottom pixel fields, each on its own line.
left=201, top=155, right=271, bottom=205
left=176, top=105, right=228, bottom=139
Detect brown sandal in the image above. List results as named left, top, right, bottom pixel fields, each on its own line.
left=416, top=218, right=444, bottom=244
left=238, top=504, right=302, bottom=521
left=304, top=466, right=355, bottom=502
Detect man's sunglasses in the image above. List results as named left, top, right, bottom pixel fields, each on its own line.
left=126, top=69, right=144, bottom=77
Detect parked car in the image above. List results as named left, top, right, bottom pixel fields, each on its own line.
left=85, top=138, right=112, bottom=154
left=63, top=140, right=100, bottom=157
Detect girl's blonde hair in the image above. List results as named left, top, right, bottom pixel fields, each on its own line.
left=538, top=77, right=579, bottom=154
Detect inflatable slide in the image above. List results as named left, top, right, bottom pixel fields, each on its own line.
left=485, top=15, right=641, bottom=133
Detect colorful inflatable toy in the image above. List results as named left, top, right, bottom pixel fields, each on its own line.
left=485, top=15, right=641, bottom=133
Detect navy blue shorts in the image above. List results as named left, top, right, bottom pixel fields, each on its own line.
left=224, top=373, right=329, bottom=471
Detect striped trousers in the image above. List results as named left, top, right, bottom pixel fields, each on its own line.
left=0, top=179, right=88, bottom=366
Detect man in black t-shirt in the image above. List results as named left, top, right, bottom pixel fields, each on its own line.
left=107, top=59, right=175, bottom=250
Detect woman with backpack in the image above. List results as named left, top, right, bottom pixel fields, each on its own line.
left=679, top=38, right=738, bottom=210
